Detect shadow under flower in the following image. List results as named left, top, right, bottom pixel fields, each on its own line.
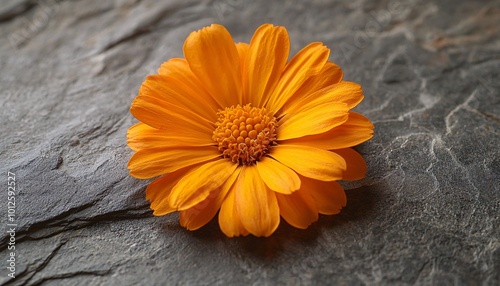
left=156, top=183, right=382, bottom=260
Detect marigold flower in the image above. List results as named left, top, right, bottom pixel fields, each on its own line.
left=127, top=23, right=374, bottom=237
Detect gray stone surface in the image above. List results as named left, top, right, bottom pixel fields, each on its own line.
left=1, top=0, right=499, bottom=285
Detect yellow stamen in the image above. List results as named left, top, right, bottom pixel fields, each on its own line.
left=213, top=104, right=278, bottom=165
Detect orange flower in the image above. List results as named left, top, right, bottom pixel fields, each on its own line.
left=127, top=24, right=374, bottom=237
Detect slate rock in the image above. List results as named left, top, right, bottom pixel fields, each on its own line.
left=1, top=0, right=499, bottom=285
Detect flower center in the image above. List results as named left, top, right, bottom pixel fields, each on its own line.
left=213, top=104, right=278, bottom=165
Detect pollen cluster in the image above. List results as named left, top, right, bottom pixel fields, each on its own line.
left=213, top=104, right=278, bottom=165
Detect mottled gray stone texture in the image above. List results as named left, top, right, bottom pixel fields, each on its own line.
left=1, top=0, right=499, bottom=285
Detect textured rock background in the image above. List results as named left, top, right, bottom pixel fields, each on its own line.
left=1, top=0, right=499, bottom=285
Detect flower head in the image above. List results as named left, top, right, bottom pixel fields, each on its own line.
left=127, top=24, right=374, bottom=237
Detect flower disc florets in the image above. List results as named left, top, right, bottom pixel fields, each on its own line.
left=212, top=104, right=278, bottom=165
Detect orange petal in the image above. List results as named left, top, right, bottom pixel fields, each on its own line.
left=169, top=159, right=239, bottom=210
left=236, top=42, right=249, bottom=102
left=141, top=67, right=219, bottom=121
left=244, top=24, right=289, bottom=106
left=284, top=112, right=374, bottom=149
left=297, top=61, right=343, bottom=92
left=281, top=61, right=343, bottom=113
left=300, top=176, right=346, bottom=215
left=256, top=157, right=300, bottom=194
left=267, top=42, right=330, bottom=112
left=128, top=147, right=220, bottom=179
left=183, top=24, right=241, bottom=107
left=179, top=167, right=241, bottom=230
left=281, top=81, right=364, bottom=117
left=235, top=42, right=249, bottom=63
left=235, top=165, right=280, bottom=237
left=276, top=187, right=318, bottom=229
left=278, top=102, right=349, bottom=140
left=218, top=179, right=250, bottom=237
left=130, top=94, right=214, bottom=134
left=127, top=123, right=214, bottom=151
left=334, top=148, right=367, bottom=181
left=157, top=57, right=183, bottom=75
left=145, top=167, right=193, bottom=216
left=270, top=145, right=346, bottom=181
